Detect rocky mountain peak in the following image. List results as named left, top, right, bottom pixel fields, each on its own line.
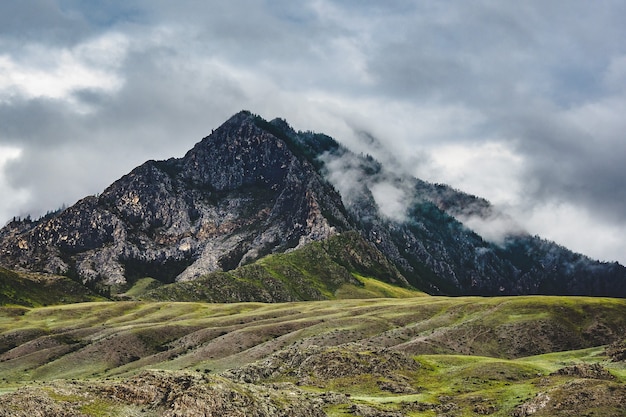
left=179, top=110, right=295, bottom=192
left=0, top=112, right=349, bottom=286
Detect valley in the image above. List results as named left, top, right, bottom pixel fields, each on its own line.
left=1, top=295, right=625, bottom=416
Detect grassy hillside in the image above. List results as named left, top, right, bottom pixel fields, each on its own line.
left=0, top=267, right=104, bottom=307
left=3, top=228, right=624, bottom=308
left=1, top=296, right=625, bottom=416
left=140, top=231, right=420, bottom=302
left=0, top=232, right=423, bottom=307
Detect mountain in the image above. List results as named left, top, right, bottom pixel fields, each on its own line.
left=0, top=112, right=349, bottom=285
left=1, top=110, right=625, bottom=298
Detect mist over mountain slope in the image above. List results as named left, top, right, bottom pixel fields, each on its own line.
left=0, top=110, right=624, bottom=297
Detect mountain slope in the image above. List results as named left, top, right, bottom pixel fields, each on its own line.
left=318, top=146, right=626, bottom=296
left=1, top=297, right=624, bottom=381
left=0, top=110, right=625, bottom=297
left=140, top=231, right=417, bottom=303
left=0, top=267, right=103, bottom=307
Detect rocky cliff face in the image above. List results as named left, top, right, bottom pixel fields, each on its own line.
left=1, top=110, right=625, bottom=296
left=0, top=111, right=349, bottom=285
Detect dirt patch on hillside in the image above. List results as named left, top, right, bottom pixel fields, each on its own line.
left=606, top=338, right=626, bottom=362
left=512, top=379, right=626, bottom=417
left=0, top=370, right=331, bottom=417
left=550, top=363, right=615, bottom=380
left=0, top=386, right=86, bottom=417
left=374, top=313, right=623, bottom=360
left=495, top=319, right=585, bottom=358
left=0, top=328, right=49, bottom=355
left=223, top=343, right=421, bottom=393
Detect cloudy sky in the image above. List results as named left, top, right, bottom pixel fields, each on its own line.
left=1, top=0, right=625, bottom=264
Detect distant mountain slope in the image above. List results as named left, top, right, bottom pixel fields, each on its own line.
left=317, top=139, right=626, bottom=296
left=0, top=110, right=625, bottom=297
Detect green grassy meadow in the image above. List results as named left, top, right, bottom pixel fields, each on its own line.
left=1, top=294, right=625, bottom=416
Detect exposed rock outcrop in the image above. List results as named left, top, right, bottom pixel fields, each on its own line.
left=606, top=338, right=626, bottom=362
left=550, top=363, right=615, bottom=380
left=0, top=371, right=328, bottom=417
left=512, top=380, right=626, bottom=417
left=222, top=344, right=420, bottom=394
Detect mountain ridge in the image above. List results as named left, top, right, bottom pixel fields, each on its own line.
left=1, top=110, right=625, bottom=298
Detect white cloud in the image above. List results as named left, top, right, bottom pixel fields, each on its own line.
left=0, top=0, right=625, bottom=267
left=455, top=209, right=525, bottom=246
left=0, top=147, right=21, bottom=165
left=0, top=32, right=127, bottom=108
left=519, top=201, right=626, bottom=265
left=318, top=151, right=366, bottom=208
left=426, top=141, right=525, bottom=206
left=0, top=146, right=30, bottom=222
left=370, top=181, right=410, bottom=222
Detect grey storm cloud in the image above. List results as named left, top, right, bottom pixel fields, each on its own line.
left=1, top=0, right=626, bottom=263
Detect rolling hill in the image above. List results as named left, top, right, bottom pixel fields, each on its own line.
left=1, top=296, right=625, bottom=416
